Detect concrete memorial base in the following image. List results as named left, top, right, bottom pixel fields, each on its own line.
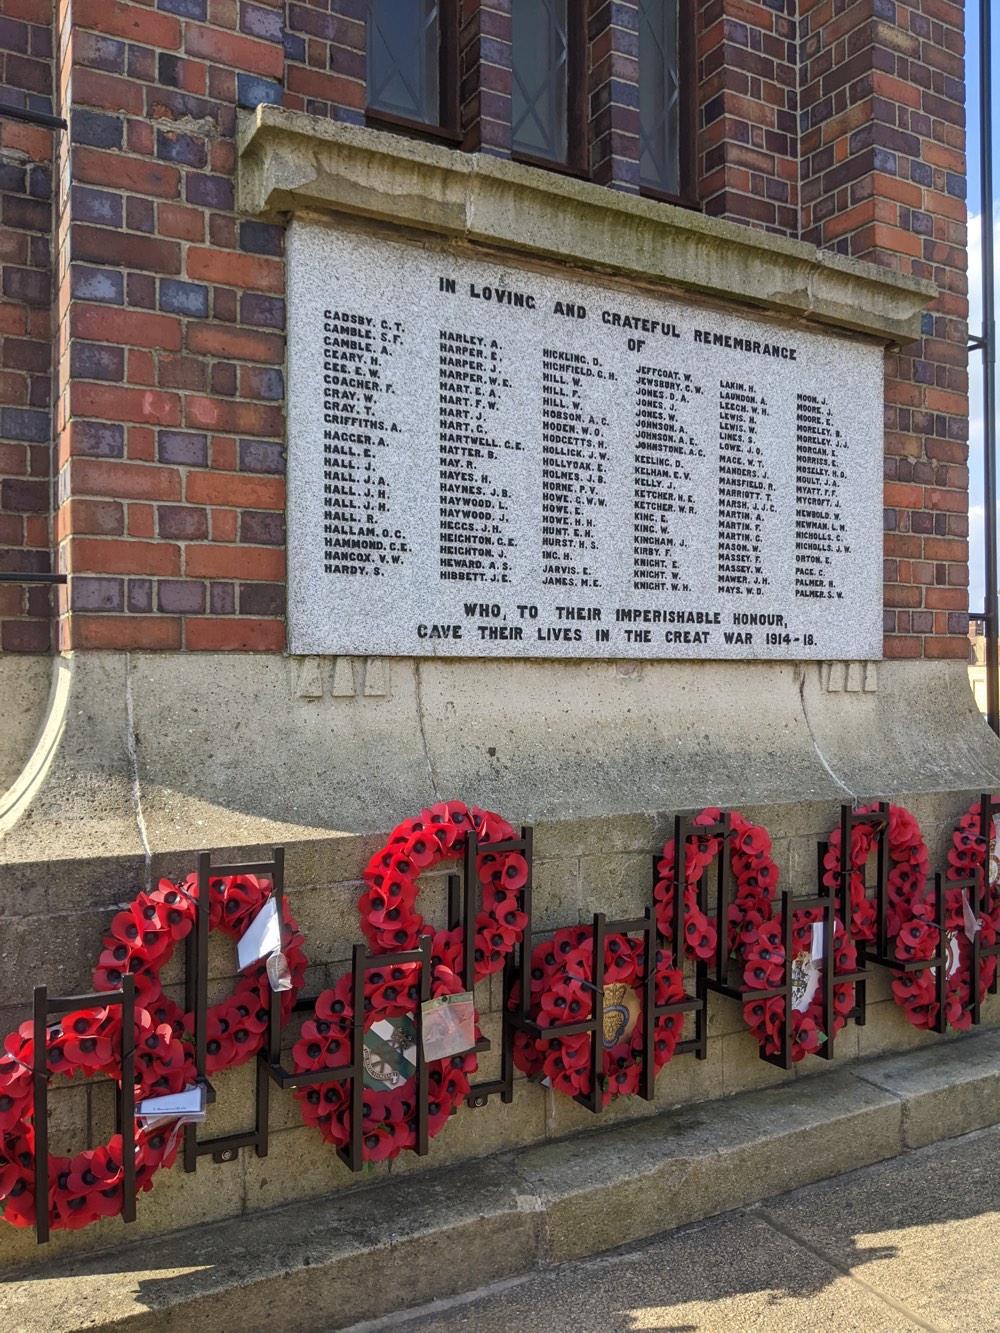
left=1, top=649, right=1000, bottom=1279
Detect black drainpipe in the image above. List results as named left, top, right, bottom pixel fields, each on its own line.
left=974, top=0, right=998, bottom=733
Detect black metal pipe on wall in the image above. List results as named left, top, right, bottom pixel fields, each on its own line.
left=979, top=0, right=999, bottom=734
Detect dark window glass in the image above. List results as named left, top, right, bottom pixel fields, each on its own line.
left=367, top=0, right=440, bottom=126
left=639, top=0, right=682, bottom=197
left=511, top=0, right=569, bottom=163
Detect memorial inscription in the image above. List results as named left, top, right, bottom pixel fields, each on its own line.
left=287, top=222, right=883, bottom=660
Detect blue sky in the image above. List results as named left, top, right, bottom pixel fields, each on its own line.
left=964, top=7, right=996, bottom=612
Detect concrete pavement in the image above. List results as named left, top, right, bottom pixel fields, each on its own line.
left=382, top=1125, right=1000, bottom=1332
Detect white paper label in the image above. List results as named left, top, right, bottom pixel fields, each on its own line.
left=237, top=895, right=281, bottom=971
left=137, top=1083, right=206, bottom=1120
left=962, top=890, right=981, bottom=943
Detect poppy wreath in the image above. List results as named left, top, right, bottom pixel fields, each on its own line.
left=292, top=959, right=477, bottom=1161
left=653, top=807, right=781, bottom=963
left=895, top=796, right=1000, bottom=1032
left=682, top=808, right=858, bottom=1062
left=93, top=872, right=307, bottom=1077
left=741, top=908, right=859, bottom=1061
left=359, top=801, right=529, bottom=981
left=821, top=801, right=998, bottom=1032
left=509, top=926, right=687, bottom=1105
left=0, top=1004, right=189, bottom=1231
left=820, top=803, right=929, bottom=943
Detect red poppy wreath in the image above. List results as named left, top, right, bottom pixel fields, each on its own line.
left=511, top=809, right=796, bottom=1097
left=820, top=802, right=929, bottom=944
left=93, top=872, right=307, bottom=1076
left=653, top=807, right=781, bottom=963
left=0, top=1004, right=188, bottom=1231
left=292, top=959, right=478, bottom=1161
left=358, top=800, right=528, bottom=980
left=657, top=807, right=857, bottom=1063
left=510, top=927, right=686, bottom=1105
left=822, top=801, right=998, bottom=1032
left=923, top=797, right=1000, bottom=1030
left=741, top=908, right=858, bottom=1060
left=1, top=870, right=306, bottom=1232
left=295, top=802, right=527, bottom=1163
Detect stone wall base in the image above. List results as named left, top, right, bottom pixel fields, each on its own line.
left=3, top=1030, right=999, bottom=1330
left=1, top=650, right=999, bottom=1270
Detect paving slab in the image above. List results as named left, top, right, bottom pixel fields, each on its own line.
left=762, top=1125, right=1000, bottom=1332
left=390, top=1211, right=920, bottom=1332
left=389, top=1129, right=1000, bottom=1332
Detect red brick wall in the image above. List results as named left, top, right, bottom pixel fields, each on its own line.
left=699, top=0, right=799, bottom=233
left=54, top=0, right=288, bottom=651
left=284, top=0, right=364, bottom=120
left=0, top=0, right=971, bottom=660
left=798, top=0, right=969, bottom=661
left=461, top=1, right=513, bottom=157
left=0, top=0, right=55, bottom=653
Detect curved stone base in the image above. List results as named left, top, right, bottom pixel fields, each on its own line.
left=2, top=653, right=998, bottom=866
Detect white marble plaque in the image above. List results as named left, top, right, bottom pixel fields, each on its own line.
left=286, top=221, right=883, bottom=661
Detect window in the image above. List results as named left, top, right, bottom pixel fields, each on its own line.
left=511, top=0, right=585, bottom=171
left=366, top=0, right=458, bottom=138
left=638, top=0, right=696, bottom=202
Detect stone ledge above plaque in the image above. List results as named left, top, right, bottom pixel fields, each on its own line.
left=237, top=105, right=934, bottom=346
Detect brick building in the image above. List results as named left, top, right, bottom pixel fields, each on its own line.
left=1, top=0, right=998, bottom=1298
left=0, top=0, right=974, bottom=659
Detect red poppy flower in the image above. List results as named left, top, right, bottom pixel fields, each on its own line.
left=371, top=920, right=419, bottom=953
left=469, top=806, right=506, bottom=843
left=794, top=1014, right=821, bottom=1057
left=401, top=830, right=438, bottom=868
left=895, top=919, right=934, bottom=961
left=832, top=987, right=854, bottom=1016
left=431, top=926, right=464, bottom=974
left=607, top=1061, right=640, bottom=1098
left=146, top=884, right=194, bottom=939
left=66, top=1141, right=123, bottom=1197
left=315, top=979, right=353, bottom=1026
left=472, top=928, right=504, bottom=975
left=63, top=1009, right=116, bottom=1069
left=736, top=826, right=771, bottom=858
left=543, top=1042, right=587, bottom=1097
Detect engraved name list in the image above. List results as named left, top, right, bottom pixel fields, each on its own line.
left=286, top=223, right=883, bottom=661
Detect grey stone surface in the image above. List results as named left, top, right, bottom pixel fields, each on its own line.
left=801, top=656, right=1000, bottom=797
left=3, top=654, right=998, bottom=857
left=287, top=219, right=883, bottom=662
left=0, top=1158, right=540, bottom=1332
left=760, top=1126, right=1000, bottom=1332
left=0, top=655, right=50, bottom=794
left=237, top=108, right=934, bottom=344
left=515, top=1068, right=903, bottom=1263
left=4, top=1038, right=1000, bottom=1330
left=2, top=653, right=1000, bottom=1275
left=392, top=1212, right=917, bottom=1332
left=855, top=1027, right=1000, bottom=1149
left=393, top=1130, right=1000, bottom=1331
left=0, top=655, right=143, bottom=866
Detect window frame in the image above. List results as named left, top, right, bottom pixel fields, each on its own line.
left=364, top=0, right=462, bottom=145
left=637, top=0, right=699, bottom=208
left=509, top=0, right=589, bottom=178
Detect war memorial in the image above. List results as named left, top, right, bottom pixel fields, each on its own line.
left=1, top=1, right=999, bottom=1326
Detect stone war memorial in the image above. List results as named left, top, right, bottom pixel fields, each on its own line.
left=1, top=1, right=999, bottom=1327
